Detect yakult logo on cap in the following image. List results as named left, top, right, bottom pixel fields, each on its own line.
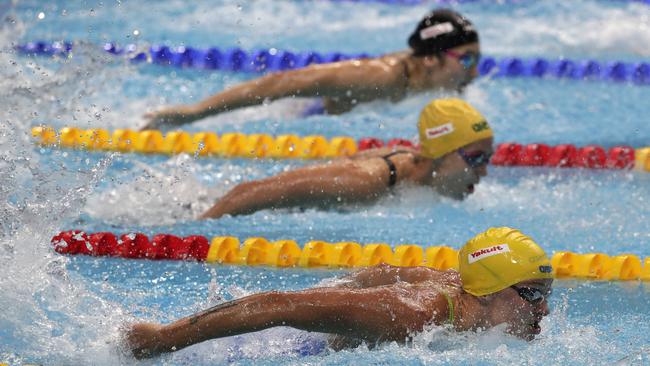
left=468, top=244, right=510, bottom=264
left=425, top=123, right=454, bottom=139
left=420, top=22, right=454, bottom=40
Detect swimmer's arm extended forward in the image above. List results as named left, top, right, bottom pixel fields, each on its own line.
left=143, top=59, right=399, bottom=129
left=126, top=285, right=444, bottom=359
left=199, top=162, right=387, bottom=219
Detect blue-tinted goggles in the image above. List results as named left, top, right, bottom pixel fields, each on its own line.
left=446, top=50, right=481, bottom=70
left=458, top=148, right=492, bottom=168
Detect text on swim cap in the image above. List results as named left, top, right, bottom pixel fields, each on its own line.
left=471, top=121, right=489, bottom=132
left=420, top=22, right=454, bottom=40
left=425, top=123, right=454, bottom=139
left=468, top=244, right=510, bottom=264
left=529, top=254, right=547, bottom=263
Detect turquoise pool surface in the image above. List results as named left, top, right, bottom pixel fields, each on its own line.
left=1, top=0, right=650, bottom=364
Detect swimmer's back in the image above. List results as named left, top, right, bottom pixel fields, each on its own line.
left=300, top=52, right=411, bottom=114
left=350, top=146, right=418, bottom=160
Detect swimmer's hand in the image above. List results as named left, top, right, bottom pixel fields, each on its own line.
left=141, top=106, right=198, bottom=131
left=124, top=322, right=168, bottom=359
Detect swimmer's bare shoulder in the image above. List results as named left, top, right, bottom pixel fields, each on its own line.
left=336, top=263, right=460, bottom=289
left=328, top=277, right=459, bottom=350
left=306, top=53, right=409, bottom=90
left=349, top=146, right=418, bottom=160
left=405, top=267, right=462, bottom=288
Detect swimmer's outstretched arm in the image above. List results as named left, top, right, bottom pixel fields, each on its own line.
left=199, top=162, right=387, bottom=219
left=143, top=59, right=400, bottom=129
left=126, top=285, right=445, bottom=359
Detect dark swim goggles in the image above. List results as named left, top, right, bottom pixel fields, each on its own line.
left=458, top=148, right=492, bottom=168
left=511, top=286, right=551, bottom=305
left=445, top=50, right=481, bottom=69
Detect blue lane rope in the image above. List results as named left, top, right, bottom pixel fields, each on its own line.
left=15, top=41, right=650, bottom=85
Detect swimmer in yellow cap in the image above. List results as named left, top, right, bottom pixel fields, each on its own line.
left=125, top=227, right=553, bottom=359
left=200, top=98, right=493, bottom=219
left=141, top=9, right=481, bottom=130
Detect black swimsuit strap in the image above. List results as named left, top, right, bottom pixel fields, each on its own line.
left=381, top=151, right=411, bottom=187
left=383, top=157, right=398, bottom=187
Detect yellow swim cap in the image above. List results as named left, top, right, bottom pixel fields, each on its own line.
left=418, top=98, right=493, bottom=159
left=459, top=227, right=553, bottom=296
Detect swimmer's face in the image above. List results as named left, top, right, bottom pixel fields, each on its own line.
left=430, top=137, right=493, bottom=200
left=487, top=278, right=553, bottom=341
left=440, top=42, right=481, bottom=91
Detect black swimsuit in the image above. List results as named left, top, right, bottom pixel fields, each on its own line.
left=381, top=151, right=412, bottom=187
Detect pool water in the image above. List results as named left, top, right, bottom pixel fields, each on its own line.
left=1, top=0, right=650, bottom=365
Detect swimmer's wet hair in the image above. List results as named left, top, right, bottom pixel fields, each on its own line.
left=408, top=9, right=479, bottom=57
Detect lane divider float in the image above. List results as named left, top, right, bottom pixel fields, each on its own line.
left=31, top=126, right=358, bottom=158
left=31, top=126, right=650, bottom=171
left=15, top=41, right=650, bottom=85
left=490, top=142, right=648, bottom=170
left=51, top=230, right=650, bottom=281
